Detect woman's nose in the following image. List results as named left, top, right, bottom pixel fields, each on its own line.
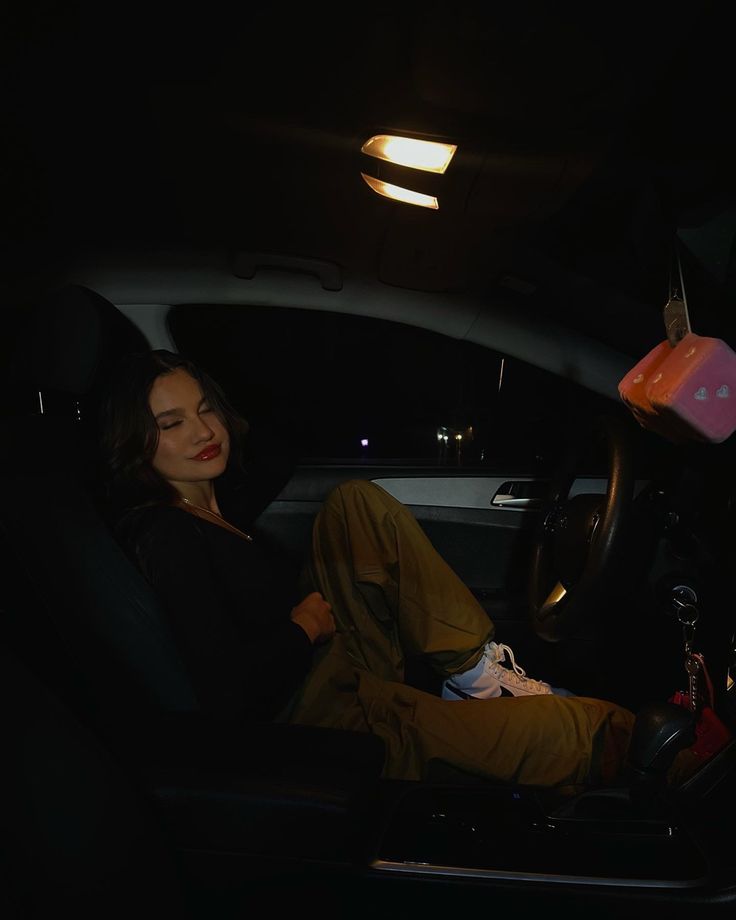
left=193, top=416, right=215, bottom=440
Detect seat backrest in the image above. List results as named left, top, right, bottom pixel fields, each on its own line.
left=1, top=285, right=202, bottom=729
left=1, top=284, right=388, bottom=794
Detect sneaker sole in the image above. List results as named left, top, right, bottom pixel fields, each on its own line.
left=443, top=682, right=553, bottom=699
left=441, top=683, right=513, bottom=700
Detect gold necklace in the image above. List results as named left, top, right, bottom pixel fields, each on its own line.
left=179, top=497, right=253, bottom=542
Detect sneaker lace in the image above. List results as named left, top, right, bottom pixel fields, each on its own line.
left=485, top=642, right=548, bottom=690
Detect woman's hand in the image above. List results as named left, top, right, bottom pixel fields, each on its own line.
left=290, top=591, right=336, bottom=645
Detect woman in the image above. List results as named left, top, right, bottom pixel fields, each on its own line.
left=101, top=349, right=635, bottom=788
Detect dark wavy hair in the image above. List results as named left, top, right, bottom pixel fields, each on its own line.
left=100, top=349, right=249, bottom=513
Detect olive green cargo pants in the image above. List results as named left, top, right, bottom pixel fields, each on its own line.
left=285, top=479, right=634, bottom=788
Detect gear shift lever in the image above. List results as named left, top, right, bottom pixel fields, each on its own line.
left=554, top=701, right=697, bottom=820
left=625, top=701, right=696, bottom=808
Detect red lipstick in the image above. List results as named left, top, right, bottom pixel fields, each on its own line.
left=193, top=444, right=221, bottom=461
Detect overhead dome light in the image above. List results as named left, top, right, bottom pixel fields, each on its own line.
left=360, top=173, right=439, bottom=210
left=361, top=135, right=457, bottom=174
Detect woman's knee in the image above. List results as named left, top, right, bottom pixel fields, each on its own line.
left=322, top=479, right=398, bottom=519
left=331, top=479, right=382, bottom=502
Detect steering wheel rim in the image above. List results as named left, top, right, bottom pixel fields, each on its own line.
left=529, top=413, right=635, bottom=642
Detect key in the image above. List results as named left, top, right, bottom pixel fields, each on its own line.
left=677, top=602, right=698, bottom=657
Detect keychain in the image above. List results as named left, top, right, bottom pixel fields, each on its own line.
left=670, top=599, right=700, bottom=711
left=669, top=599, right=732, bottom=762
left=662, top=243, right=692, bottom=348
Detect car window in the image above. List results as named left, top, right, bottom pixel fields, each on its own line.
left=169, top=303, right=628, bottom=472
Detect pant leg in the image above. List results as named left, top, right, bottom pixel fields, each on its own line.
left=301, top=479, right=494, bottom=682
left=286, top=640, right=635, bottom=788
left=287, top=479, right=635, bottom=787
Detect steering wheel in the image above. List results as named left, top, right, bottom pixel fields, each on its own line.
left=529, top=413, right=636, bottom=642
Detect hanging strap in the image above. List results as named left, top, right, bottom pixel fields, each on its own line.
left=663, top=238, right=692, bottom=347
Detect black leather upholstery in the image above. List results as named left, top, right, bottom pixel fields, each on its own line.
left=1, top=286, right=203, bottom=725
left=0, top=284, right=385, bottom=779
left=8, top=282, right=149, bottom=398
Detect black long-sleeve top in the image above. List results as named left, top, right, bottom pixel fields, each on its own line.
left=127, top=505, right=313, bottom=719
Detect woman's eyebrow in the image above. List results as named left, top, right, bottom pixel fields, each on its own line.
left=154, top=398, right=207, bottom=420
left=154, top=408, right=182, bottom=420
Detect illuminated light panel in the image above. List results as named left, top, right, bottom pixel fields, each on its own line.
left=361, top=135, right=457, bottom=174
left=361, top=173, right=439, bottom=210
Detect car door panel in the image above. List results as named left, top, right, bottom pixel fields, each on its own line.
left=255, top=466, right=619, bottom=624
left=255, top=467, right=550, bottom=619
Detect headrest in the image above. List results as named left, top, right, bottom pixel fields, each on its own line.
left=9, top=284, right=149, bottom=397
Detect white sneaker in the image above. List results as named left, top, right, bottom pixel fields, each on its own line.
left=441, top=641, right=553, bottom=699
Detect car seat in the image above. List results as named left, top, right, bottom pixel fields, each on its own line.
left=0, top=284, right=385, bottom=780
left=1, top=284, right=202, bottom=726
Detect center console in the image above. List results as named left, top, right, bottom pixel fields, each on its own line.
left=366, top=732, right=736, bottom=906
left=370, top=781, right=708, bottom=888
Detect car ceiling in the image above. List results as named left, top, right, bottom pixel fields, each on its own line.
left=2, top=1, right=735, bottom=359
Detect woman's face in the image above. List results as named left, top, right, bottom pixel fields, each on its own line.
left=148, top=368, right=230, bottom=489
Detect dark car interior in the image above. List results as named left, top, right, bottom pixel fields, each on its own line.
left=2, top=283, right=735, bottom=919
left=3, top=3, right=736, bottom=918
